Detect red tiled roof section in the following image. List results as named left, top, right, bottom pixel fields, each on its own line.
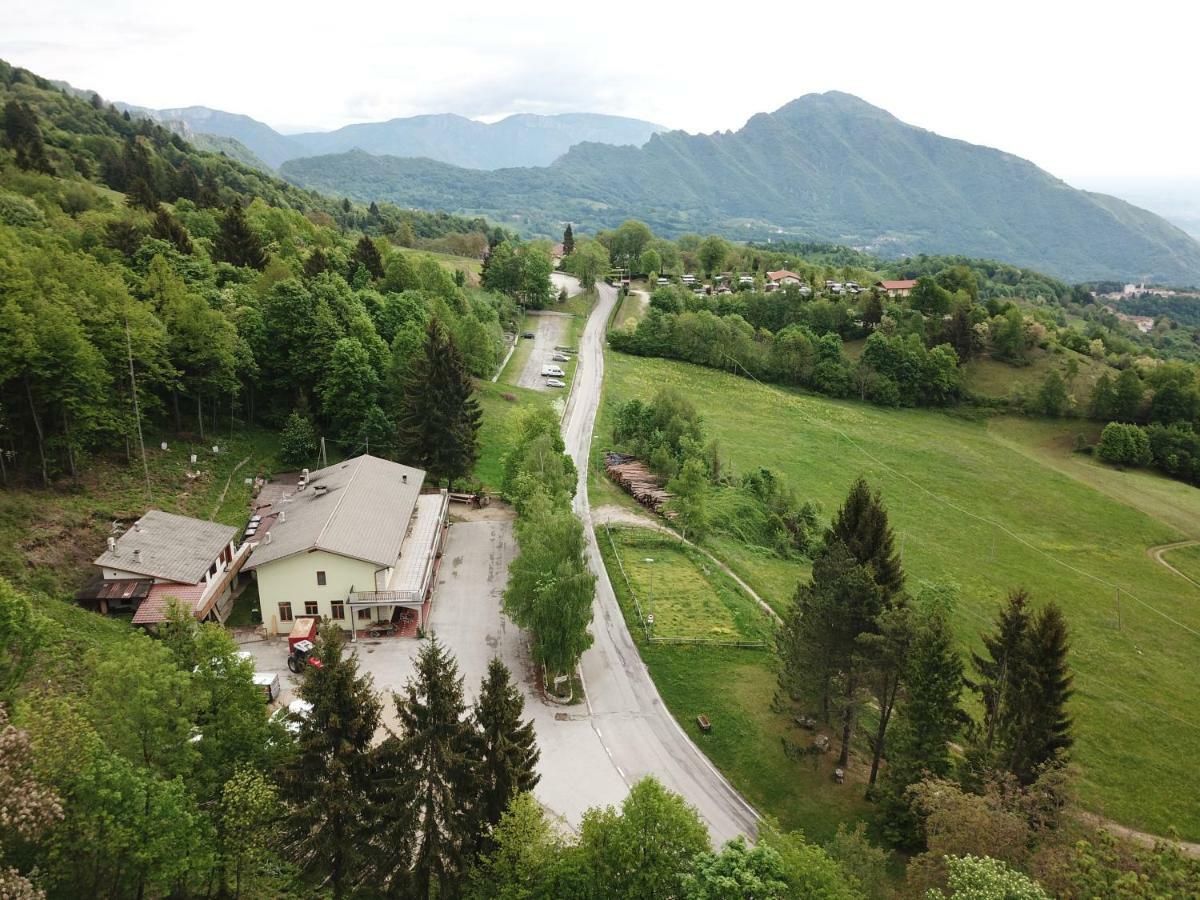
left=878, top=279, right=918, bottom=290
left=767, top=270, right=802, bottom=281
left=132, top=582, right=208, bottom=624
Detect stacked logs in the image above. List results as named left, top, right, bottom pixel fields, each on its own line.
left=604, top=452, right=674, bottom=515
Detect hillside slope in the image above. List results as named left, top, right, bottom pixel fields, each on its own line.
left=282, top=92, right=1200, bottom=284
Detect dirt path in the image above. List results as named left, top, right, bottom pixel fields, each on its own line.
left=210, top=456, right=250, bottom=521
left=1079, top=812, right=1200, bottom=859
left=1146, top=539, right=1200, bottom=588
left=591, top=504, right=781, bottom=624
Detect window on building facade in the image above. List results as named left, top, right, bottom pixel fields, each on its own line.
left=357, top=608, right=371, bottom=621
left=278, top=602, right=293, bottom=622
left=316, top=570, right=326, bottom=586
left=331, top=602, right=345, bottom=620
left=304, top=601, right=319, bottom=616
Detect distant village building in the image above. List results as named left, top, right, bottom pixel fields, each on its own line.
left=875, top=279, right=918, bottom=298
left=244, top=454, right=448, bottom=640
left=1116, top=312, right=1157, bottom=333
left=77, top=510, right=246, bottom=625
left=766, top=270, right=803, bottom=286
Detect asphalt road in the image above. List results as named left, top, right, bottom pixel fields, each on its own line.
left=559, top=275, right=760, bottom=845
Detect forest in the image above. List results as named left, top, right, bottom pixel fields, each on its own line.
left=0, top=61, right=553, bottom=489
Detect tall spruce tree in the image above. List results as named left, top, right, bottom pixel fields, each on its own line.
left=373, top=637, right=481, bottom=898
left=878, top=589, right=965, bottom=849
left=395, top=317, right=482, bottom=487
left=827, top=477, right=904, bottom=599
left=562, top=223, right=575, bottom=256
left=151, top=205, right=193, bottom=254
left=474, top=657, right=540, bottom=845
left=969, top=590, right=1071, bottom=785
left=778, top=540, right=884, bottom=767
left=969, top=589, right=1033, bottom=766
left=215, top=199, right=267, bottom=270
left=351, top=234, right=384, bottom=280
left=1009, top=602, right=1073, bottom=784
left=278, top=625, right=381, bottom=898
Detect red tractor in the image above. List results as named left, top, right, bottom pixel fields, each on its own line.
left=286, top=639, right=323, bottom=674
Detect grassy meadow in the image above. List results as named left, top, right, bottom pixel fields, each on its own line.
left=593, top=350, right=1200, bottom=840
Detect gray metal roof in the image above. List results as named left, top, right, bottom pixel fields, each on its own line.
left=245, top=455, right=425, bottom=570
left=93, top=510, right=237, bottom=584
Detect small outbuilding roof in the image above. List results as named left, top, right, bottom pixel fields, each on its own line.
left=245, top=454, right=425, bottom=570
left=767, top=270, right=802, bottom=281
left=93, top=510, right=236, bottom=584
left=876, top=279, right=918, bottom=291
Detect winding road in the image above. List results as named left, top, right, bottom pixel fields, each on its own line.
left=558, top=276, right=760, bottom=845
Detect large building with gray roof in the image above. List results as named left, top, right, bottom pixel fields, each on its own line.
left=245, top=454, right=448, bottom=637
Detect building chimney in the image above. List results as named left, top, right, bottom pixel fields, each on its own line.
left=265, top=532, right=272, bottom=544
left=402, top=474, right=408, bottom=484
left=106, top=536, right=116, bottom=553
left=133, top=548, right=141, bottom=564
left=313, top=484, right=328, bottom=497
left=279, top=511, right=286, bottom=523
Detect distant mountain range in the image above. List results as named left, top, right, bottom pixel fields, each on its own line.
left=277, top=92, right=1200, bottom=284
left=108, top=102, right=666, bottom=171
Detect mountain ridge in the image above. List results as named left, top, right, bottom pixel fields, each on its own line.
left=280, top=92, right=1200, bottom=283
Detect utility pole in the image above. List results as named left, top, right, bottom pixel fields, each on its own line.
left=125, top=314, right=151, bottom=501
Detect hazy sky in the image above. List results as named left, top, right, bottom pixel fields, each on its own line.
left=3, top=0, right=1197, bottom=181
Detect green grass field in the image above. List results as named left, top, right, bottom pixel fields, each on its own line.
left=473, top=379, right=554, bottom=491
left=596, top=526, right=873, bottom=840
left=596, top=351, right=1200, bottom=839
left=601, top=526, right=774, bottom=642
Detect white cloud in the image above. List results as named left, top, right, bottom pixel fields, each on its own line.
left=1, top=0, right=1197, bottom=178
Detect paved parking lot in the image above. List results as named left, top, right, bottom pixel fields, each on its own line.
left=514, top=311, right=572, bottom=392
left=239, top=509, right=628, bottom=830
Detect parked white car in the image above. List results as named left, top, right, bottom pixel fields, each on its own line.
left=546, top=379, right=566, bottom=388
left=541, top=365, right=565, bottom=377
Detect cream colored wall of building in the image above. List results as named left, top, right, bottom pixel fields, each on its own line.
left=254, top=551, right=384, bottom=634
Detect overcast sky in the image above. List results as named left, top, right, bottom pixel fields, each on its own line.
left=3, top=0, right=1197, bottom=182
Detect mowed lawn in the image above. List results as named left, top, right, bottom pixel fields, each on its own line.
left=601, top=526, right=774, bottom=642
left=597, top=351, right=1200, bottom=840
left=1163, top=544, right=1200, bottom=585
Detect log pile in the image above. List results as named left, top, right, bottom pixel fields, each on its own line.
left=604, top=452, right=674, bottom=515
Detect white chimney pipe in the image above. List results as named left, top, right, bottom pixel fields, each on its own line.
left=106, top=536, right=116, bottom=553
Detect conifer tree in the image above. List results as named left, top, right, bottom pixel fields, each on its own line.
left=778, top=540, right=884, bottom=766
left=125, top=176, right=158, bottom=211
left=3, top=100, right=53, bottom=173
left=395, top=317, right=482, bottom=487
left=151, top=205, right=193, bottom=254
left=562, top=223, right=575, bottom=256
left=215, top=199, right=267, bottom=270
left=278, top=625, right=381, bottom=898
left=969, top=589, right=1032, bottom=765
left=878, top=590, right=965, bottom=849
left=1009, top=602, right=1073, bottom=784
left=303, top=247, right=330, bottom=278
left=827, top=477, right=904, bottom=599
left=351, top=234, right=384, bottom=280
left=373, top=637, right=481, bottom=897
left=474, top=657, right=540, bottom=844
